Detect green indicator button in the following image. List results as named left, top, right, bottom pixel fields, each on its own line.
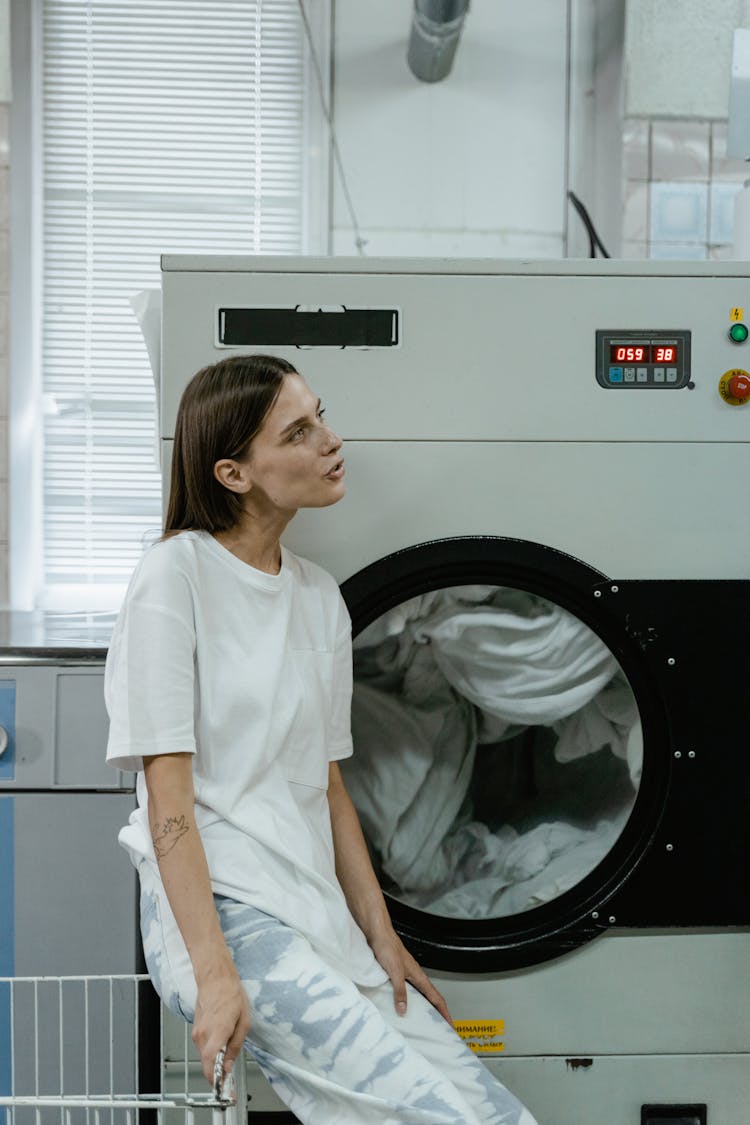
left=729, top=322, right=749, bottom=343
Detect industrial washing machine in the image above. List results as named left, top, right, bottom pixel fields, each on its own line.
left=0, top=614, right=147, bottom=1125
left=160, top=256, right=750, bottom=1124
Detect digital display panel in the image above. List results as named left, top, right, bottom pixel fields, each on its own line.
left=652, top=344, right=677, bottom=363
left=596, top=329, right=690, bottom=390
left=609, top=343, right=678, bottom=364
left=610, top=344, right=648, bottom=362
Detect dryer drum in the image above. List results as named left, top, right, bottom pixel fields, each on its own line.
left=339, top=536, right=750, bottom=971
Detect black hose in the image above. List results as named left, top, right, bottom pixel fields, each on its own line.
left=567, top=190, right=611, bottom=258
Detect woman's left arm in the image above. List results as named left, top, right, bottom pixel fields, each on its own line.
left=327, top=761, right=452, bottom=1022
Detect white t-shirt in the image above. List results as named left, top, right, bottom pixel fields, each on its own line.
left=105, top=529, right=387, bottom=986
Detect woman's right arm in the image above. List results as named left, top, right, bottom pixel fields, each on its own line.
left=142, top=752, right=250, bottom=1086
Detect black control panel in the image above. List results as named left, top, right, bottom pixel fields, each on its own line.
left=596, top=330, right=692, bottom=389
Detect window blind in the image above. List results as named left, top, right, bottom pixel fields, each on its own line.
left=41, top=0, right=319, bottom=608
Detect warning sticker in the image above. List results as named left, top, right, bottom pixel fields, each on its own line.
left=453, top=1020, right=505, bottom=1055
left=731, top=307, right=745, bottom=321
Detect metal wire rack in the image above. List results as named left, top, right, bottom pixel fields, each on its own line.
left=0, top=976, right=248, bottom=1125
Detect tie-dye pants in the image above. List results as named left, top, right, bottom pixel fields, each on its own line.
left=139, top=866, right=540, bottom=1125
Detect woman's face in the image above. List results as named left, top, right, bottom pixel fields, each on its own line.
left=224, top=372, right=345, bottom=513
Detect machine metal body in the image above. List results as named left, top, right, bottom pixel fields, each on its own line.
left=0, top=614, right=137, bottom=978
left=160, top=257, right=750, bottom=1123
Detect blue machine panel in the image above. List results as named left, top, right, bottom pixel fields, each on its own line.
left=0, top=681, right=15, bottom=781
left=0, top=796, right=14, bottom=1125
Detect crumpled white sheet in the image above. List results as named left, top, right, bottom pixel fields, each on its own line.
left=411, top=586, right=618, bottom=727
left=345, top=585, right=642, bottom=919
left=403, top=816, right=627, bottom=919
left=353, top=586, right=498, bottom=652
left=346, top=679, right=476, bottom=893
left=553, top=673, right=642, bottom=786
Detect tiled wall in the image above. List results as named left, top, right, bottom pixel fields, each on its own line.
left=0, top=103, right=7, bottom=605
left=622, top=119, right=749, bottom=260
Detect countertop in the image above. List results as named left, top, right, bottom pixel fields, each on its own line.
left=0, top=611, right=116, bottom=662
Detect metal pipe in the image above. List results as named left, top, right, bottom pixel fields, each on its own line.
left=407, top=0, right=470, bottom=83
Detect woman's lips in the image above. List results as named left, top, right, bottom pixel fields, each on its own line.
left=324, top=459, right=345, bottom=480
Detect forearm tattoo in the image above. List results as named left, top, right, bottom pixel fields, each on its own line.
left=152, top=814, right=189, bottom=859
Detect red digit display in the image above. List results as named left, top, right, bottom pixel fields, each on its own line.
left=610, top=344, right=647, bottom=362
left=609, top=342, right=679, bottom=364
left=654, top=345, right=676, bottom=363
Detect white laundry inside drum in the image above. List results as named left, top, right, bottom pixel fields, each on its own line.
left=342, top=585, right=643, bottom=920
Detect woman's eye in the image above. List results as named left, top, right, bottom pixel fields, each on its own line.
left=290, top=408, right=325, bottom=441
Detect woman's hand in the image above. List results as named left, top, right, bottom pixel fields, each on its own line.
left=191, top=960, right=251, bottom=1087
left=369, top=927, right=453, bottom=1024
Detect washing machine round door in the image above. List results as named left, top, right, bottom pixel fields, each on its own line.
left=339, top=536, right=671, bottom=970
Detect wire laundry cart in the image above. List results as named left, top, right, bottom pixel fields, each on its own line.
left=0, top=976, right=248, bottom=1125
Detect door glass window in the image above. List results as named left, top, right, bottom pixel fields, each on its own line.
left=341, top=585, right=643, bottom=919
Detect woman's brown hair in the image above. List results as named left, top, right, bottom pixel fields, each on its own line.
left=164, top=353, right=298, bottom=534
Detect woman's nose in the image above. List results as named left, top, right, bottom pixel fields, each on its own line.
left=321, top=424, right=342, bottom=453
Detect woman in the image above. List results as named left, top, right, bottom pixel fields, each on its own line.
left=105, top=354, right=539, bottom=1125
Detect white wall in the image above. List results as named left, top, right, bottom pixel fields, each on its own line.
left=0, top=0, right=9, bottom=604
left=0, top=0, right=9, bottom=101
left=330, top=1, right=573, bottom=259
left=568, top=0, right=626, bottom=258
left=625, top=0, right=750, bottom=119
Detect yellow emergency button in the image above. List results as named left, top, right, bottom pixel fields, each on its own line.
left=718, top=368, right=750, bottom=405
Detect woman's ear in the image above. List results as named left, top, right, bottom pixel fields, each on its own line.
left=213, top=458, right=252, bottom=494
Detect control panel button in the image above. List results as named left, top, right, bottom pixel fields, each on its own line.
left=666, top=368, right=678, bottom=383
left=636, top=367, right=648, bottom=382
left=653, top=367, right=665, bottom=382
left=729, top=322, right=749, bottom=343
left=718, top=367, right=750, bottom=405
left=608, top=366, right=623, bottom=383
left=624, top=367, right=635, bottom=382
left=728, top=372, right=750, bottom=400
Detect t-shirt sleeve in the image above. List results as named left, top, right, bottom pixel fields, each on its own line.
left=328, top=592, right=354, bottom=762
left=105, top=547, right=197, bottom=773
